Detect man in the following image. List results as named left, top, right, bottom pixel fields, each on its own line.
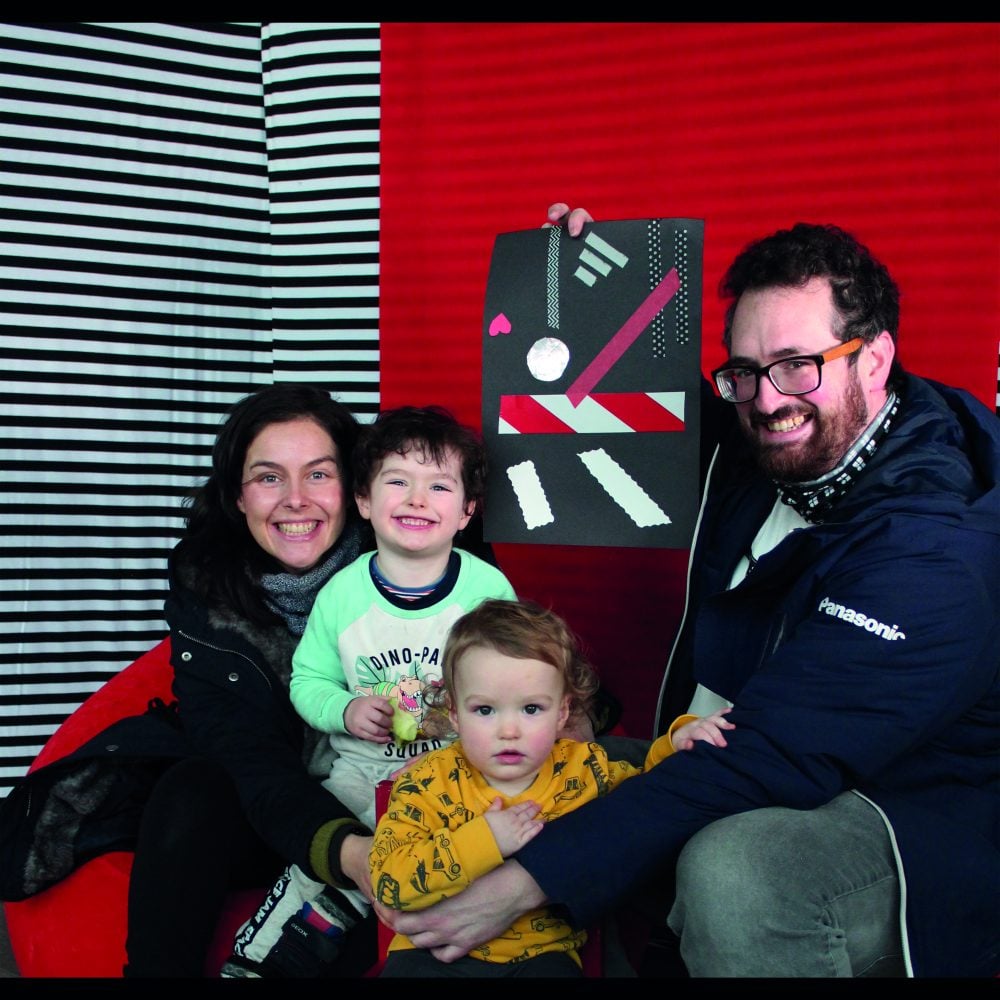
left=377, top=210, right=1000, bottom=977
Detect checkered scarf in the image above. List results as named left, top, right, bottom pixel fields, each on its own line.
left=776, top=389, right=900, bottom=524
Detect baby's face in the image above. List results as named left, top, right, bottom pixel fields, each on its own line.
left=448, top=645, right=569, bottom=797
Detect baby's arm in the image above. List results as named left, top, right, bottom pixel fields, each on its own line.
left=670, top=707, right=735, bottom=752
left=370, top=771, right=527, bottom=910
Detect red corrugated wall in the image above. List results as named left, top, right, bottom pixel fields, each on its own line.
left=379, top=22, right=1000, bottom=736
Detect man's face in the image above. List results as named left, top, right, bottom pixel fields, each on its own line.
left=727, top=278, right=881, bottom=482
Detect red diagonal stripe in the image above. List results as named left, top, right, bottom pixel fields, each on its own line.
left=567, top=267, right=680, bottom=406
left=499, top=395, right=575, bottom=433
left=591, top=393, right=685, bottom=432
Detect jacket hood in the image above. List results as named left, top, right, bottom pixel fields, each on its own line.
left=828, top=374, right=1000, bottom=537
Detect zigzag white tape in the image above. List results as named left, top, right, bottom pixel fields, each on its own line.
left=506, top=460, right=555, bottom=530
left=546, top=226, right=560, bottom=329
left=577, top=448, right=671, bottom=528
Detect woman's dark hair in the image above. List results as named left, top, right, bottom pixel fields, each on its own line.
left=174, top=384, right=360, bottom=623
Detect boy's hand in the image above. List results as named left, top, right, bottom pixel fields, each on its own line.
left=671, top=707, right=735, bottom=752
left=344, top=695, right=394, bottom=744
left=543, top=203, right=594, bottom=237
left=482, top=797, right=543, bottom=857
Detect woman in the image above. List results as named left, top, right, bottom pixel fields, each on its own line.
left=124, top=385, right=378, bottom=977
left=1, top=206, right=578, bottom=976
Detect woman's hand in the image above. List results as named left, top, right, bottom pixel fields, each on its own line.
left=339, top=832, right=375, bottom=903
left=543, top=202, right=594, bottom=237
left=344, top=695, right=394, bottom=744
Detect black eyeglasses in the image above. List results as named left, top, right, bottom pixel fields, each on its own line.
left=712, top=338, right=864, bottom=403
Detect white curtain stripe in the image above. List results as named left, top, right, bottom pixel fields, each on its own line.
left=0, top=21, right=380, bottom=794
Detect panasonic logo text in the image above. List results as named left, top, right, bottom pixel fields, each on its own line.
left=817, top=596, right=906, bottom=641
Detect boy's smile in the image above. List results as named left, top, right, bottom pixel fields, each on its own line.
left=356, top=445, right=474, bottom=582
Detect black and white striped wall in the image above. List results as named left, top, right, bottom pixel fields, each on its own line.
left=0, top=21, right=381, bottom=796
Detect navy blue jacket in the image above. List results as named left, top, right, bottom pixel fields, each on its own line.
left=517, top=374, right=1000, bottom=977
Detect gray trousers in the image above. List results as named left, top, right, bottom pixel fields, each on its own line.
left=667, top=791, right=907, bottom=977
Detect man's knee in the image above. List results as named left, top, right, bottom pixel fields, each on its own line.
left=668, top=796, right=903, bottom=977
left=669, top=808, right=798, bottom=936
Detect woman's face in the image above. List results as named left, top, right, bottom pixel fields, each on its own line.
left=236, top=417, right=347, bottom=573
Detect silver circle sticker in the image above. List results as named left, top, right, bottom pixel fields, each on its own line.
left=526, top=337, right=570, bottom=382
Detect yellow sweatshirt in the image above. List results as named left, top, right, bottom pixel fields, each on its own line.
left=369, top=725, right=688, bottom=966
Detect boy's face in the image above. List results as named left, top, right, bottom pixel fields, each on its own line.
left=355, top=446, right=474, bottom=568
left=449, top=645, right=569, bottom=797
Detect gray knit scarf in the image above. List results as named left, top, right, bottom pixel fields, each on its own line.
left=258, top=517, right=368, bottom=635
left=776, top=389, right=900, bottom=524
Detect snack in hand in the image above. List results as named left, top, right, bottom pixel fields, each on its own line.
left=391, top=699, right=419, bottom=743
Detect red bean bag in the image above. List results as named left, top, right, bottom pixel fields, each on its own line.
left=3, top=638, right=263, bottom=977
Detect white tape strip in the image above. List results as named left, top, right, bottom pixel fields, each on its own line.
left=505, top=460, right=555, bottom=530
left=577, top=447, right=670, bottom=527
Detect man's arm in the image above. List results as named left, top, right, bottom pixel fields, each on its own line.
left=517, top=521, right=1000, bottom=927
left=374, top=861, right=546, bottom=962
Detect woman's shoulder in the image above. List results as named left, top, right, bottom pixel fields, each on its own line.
left=167, top=560, right=292, bottom=668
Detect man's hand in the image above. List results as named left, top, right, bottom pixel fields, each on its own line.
left=482, top=797, right=543, bottom=857
left=374, top=862, right=546, bottom=962
left=344, top=694, right=394, bottom=744
left=543, top=202, right=594, bottom=237
left=339, top=832, right=375, bottom=903
left=672, top=707, right=735, bottom=752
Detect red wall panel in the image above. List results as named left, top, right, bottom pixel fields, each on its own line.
left=380, top=22, right=1000, bottom=736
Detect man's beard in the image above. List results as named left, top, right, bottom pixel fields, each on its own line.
left=743, top=368, right=870, bottom=482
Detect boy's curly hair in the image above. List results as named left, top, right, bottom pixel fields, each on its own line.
left=425, top=599, right=599, bottom=732
left=353, top=405, right=487, bottom=510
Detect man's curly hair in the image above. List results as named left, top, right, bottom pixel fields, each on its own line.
left=721, top=223, right=902, bottom=384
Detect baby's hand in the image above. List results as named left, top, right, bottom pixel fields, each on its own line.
left=344, top=695, right=394, bottom=744
left=482, top=798, right=543, bottom=857
left=672, top=707, right=735, bottom=752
